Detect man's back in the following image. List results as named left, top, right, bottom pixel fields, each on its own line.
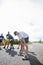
left=18, top=31, right=29, bottom=39
left=6, top=34, right=14, bottom=40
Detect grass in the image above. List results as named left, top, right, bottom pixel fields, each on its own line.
left=28, top=42, right=32, bottom=44
left=39, top=42, right=43, bottom=44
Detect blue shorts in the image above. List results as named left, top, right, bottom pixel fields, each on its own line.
left=19, top=37, right=29, bottom=44
left=24, top=37, right=29, bottom=43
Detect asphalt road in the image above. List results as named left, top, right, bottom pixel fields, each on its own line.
left=0, top=43, right=43, bottom=65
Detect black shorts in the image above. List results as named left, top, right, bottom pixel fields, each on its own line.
left=0, top=40, right=2, bottom=42
left=10, top=39, right=14, bottom=44
left=24, top=37, right=29, bottom=43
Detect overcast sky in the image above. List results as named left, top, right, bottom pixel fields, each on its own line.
left=0, top=0, right=43, bottom=41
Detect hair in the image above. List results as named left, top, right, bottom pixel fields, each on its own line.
left=14, top=31, right=17, bottom=35
left=8, top=31, right=10, bottom=34
left=1, top=33, right=3, bottom=36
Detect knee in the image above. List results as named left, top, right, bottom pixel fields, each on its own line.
left=26, top=45, right=28, bottom=48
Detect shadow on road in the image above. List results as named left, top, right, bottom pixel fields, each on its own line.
left=5, top=49, right=17, bottom=57
left=5, top=49, right=43, bottom=65
left=28, top=54, right=43, bottom=65
left=0, top=47, right=2, bottom=50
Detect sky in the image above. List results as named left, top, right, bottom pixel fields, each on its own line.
left=0, top=0, right=43, bottom=41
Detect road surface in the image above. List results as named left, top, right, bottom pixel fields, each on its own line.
left=0, top=43, right=43, bottom=65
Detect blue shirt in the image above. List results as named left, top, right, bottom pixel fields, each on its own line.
left=18, top=32, right=29, bottom=39
left=6, top=34, right=14, bottom=40
left=0, top=36, right=4, bottom=40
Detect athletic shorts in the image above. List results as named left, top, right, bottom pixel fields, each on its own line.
left=19, top=37, right=29, bottom=43
left=24, top=37, right=29, bottom=43
left=10, top=39, right=14, bottom=44
left=0, top=40, right=2, bottom=42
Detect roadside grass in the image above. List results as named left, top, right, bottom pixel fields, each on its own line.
left=28, top=42, right=32, bottom=44
left=31, top=42, right=43, bottom=44
left=39, top=42, right=43, bottom=44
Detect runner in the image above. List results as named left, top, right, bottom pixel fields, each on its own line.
left=14, top=31, right=29, bottom=60
left=0, top=34, right=4, bottom=49
left=6, top=32, right=14, bottom=50
left=3, top=38, right=9, bottom=49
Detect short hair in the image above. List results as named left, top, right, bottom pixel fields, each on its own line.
left=14, top=31, right=17, bottom=35
left=1, top=33, right=3, bottom=36
left=8, top=31, right=10, bottom=34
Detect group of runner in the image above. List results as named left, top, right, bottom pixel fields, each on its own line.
left=0, top=32, right=14, bottom=50
left=0, top=31, right=29, bottom=60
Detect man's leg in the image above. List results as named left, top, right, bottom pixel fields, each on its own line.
left=10, top=41, right=14, bottom=50
left=18, top=40, right=24, bottom=56
left=3, top=41, right=7, bottom=49
left=0, top=42, right=1, bottom=49
left=7, top=41, right=9, bottom=49
left=20, top=39, right=25, bottom=52
left=20, top=43, right=24, bottom=52
left=22, top=39, right=29, bottom=60
left=24, top=43, right=28, bottom=55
